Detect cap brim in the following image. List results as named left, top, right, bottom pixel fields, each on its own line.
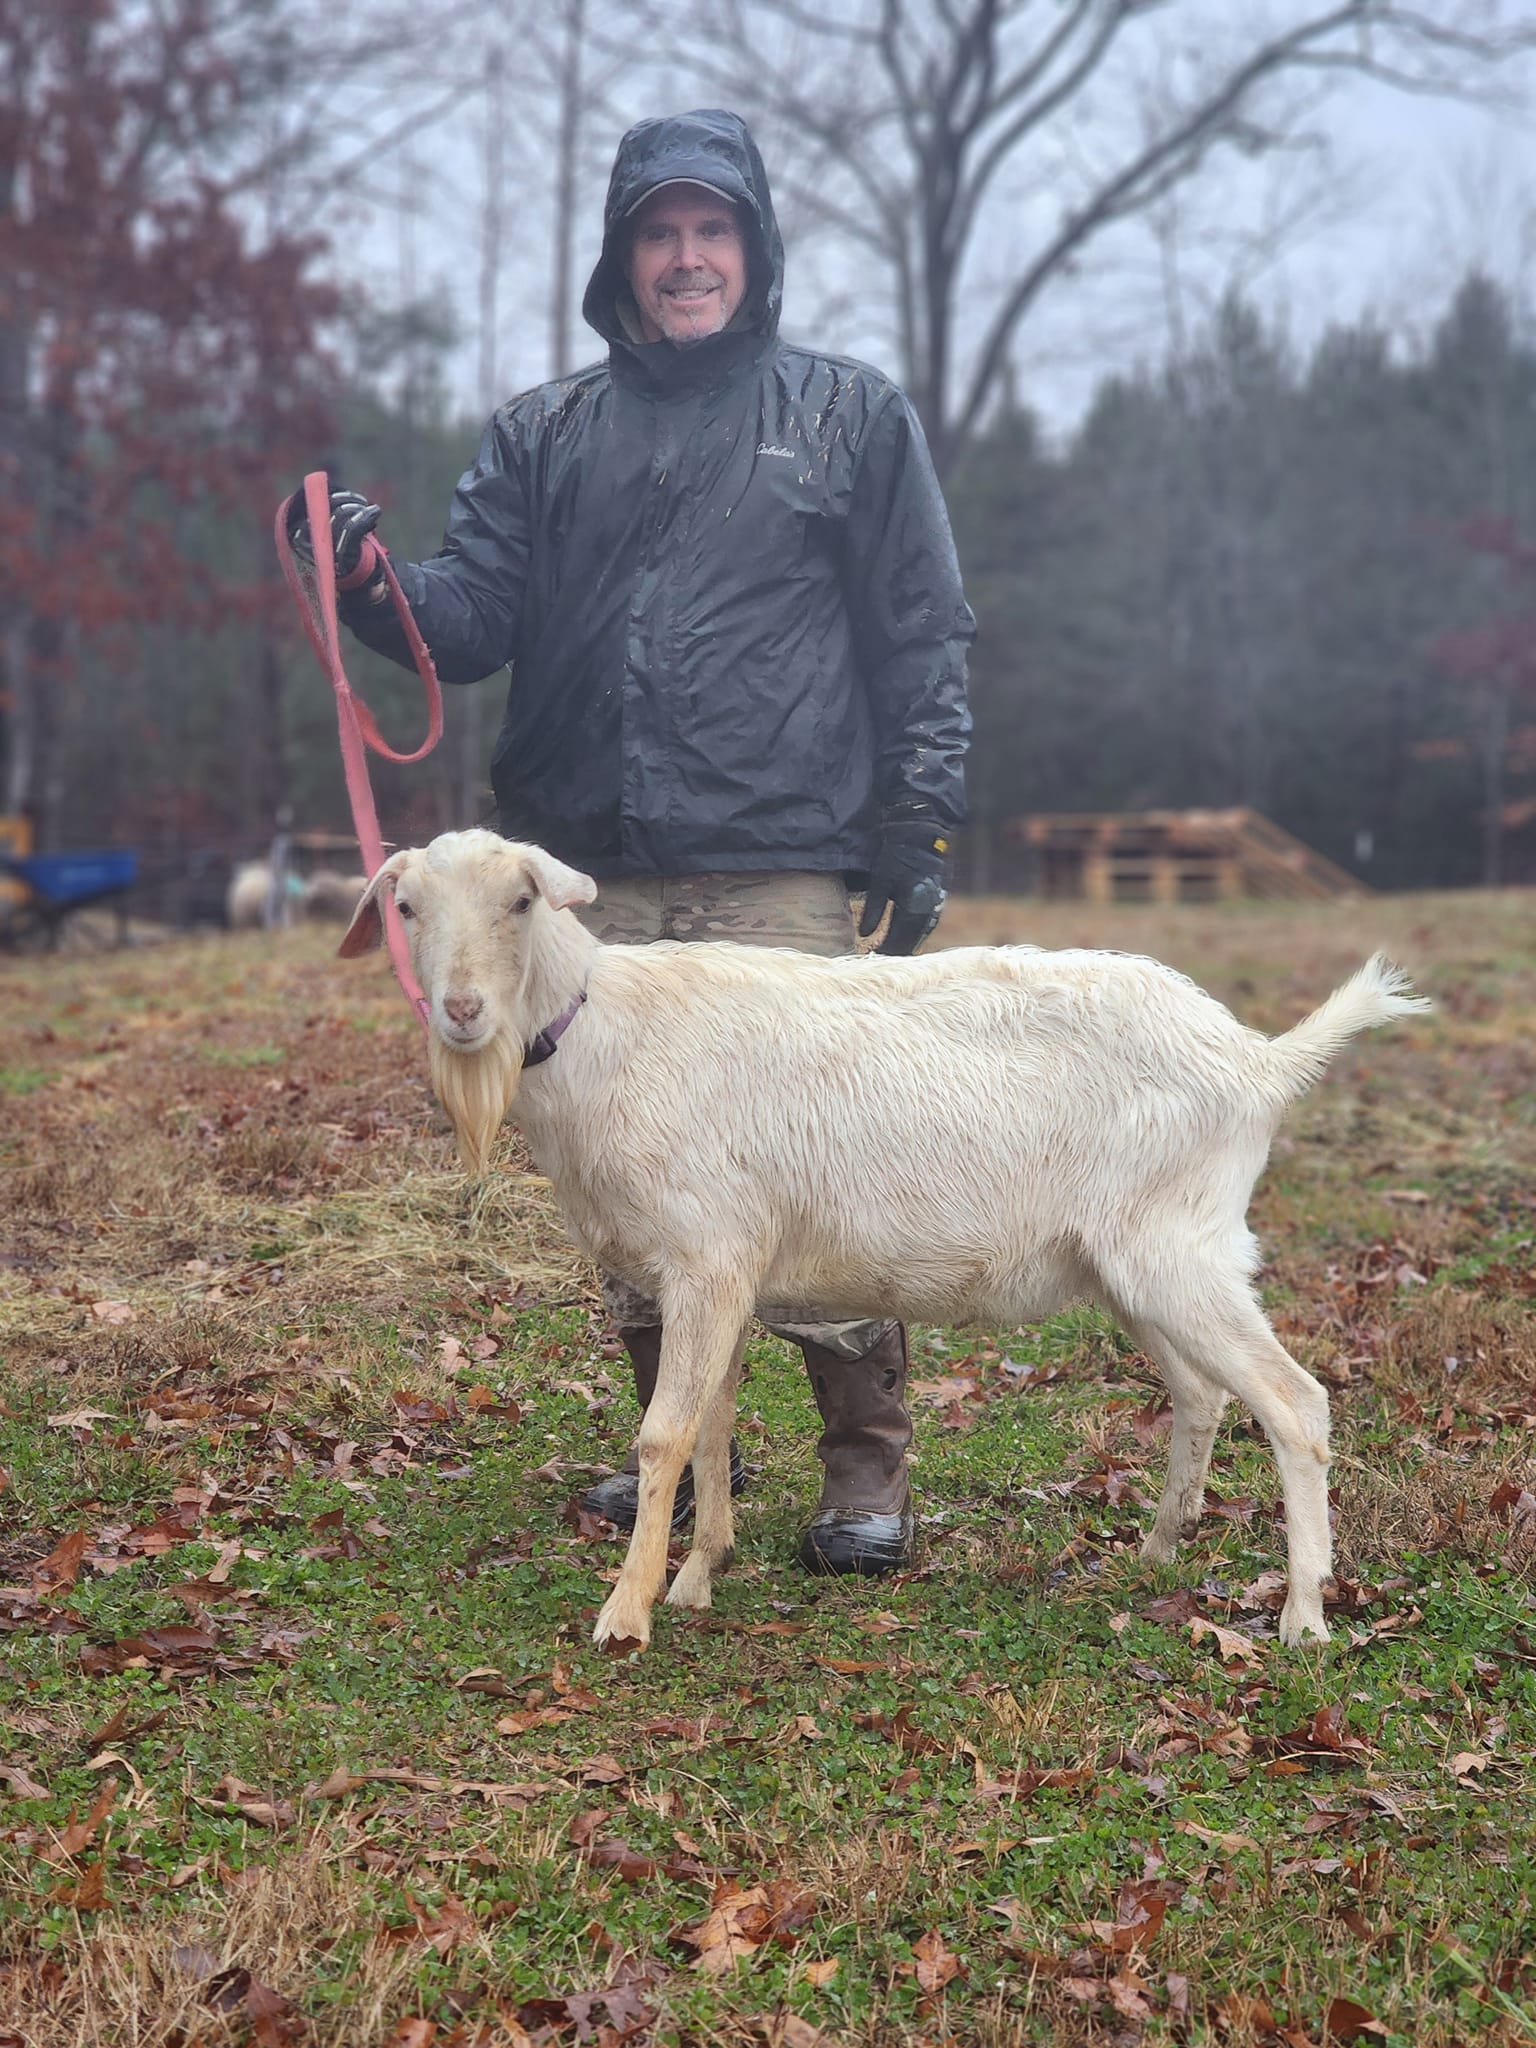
left=624, top=178, right=737, bottom=216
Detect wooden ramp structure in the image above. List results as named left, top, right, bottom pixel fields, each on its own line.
left=1011, top=807, right=1365, bottom=904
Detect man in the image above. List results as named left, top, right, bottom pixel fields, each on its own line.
left=292, top=108, right=974, bottom=1577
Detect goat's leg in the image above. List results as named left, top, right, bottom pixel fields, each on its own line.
left=1122, top=1320, right=1229, bottom=1566
left=1122, top=1272, right=1332, bottom=1645
left=666, top=1329, right=745, bottom=1611
left=592, top=1278, right=751, bottom=1651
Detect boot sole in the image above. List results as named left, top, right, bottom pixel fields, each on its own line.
left=581, top=1450, right=748, bottom=1534
left=797, top=1509, right=915, bottom=1578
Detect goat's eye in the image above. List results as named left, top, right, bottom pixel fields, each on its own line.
left=396, top=900, right=415, bottom=921
left=511, top=894, right=533, bottom=916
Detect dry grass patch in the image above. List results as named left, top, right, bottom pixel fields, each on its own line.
left=0, top=1833, right=431, bottom=2048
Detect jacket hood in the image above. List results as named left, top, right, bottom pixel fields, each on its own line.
left=582, top=108, right=784, bottom=350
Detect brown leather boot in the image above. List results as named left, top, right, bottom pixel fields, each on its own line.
left=581, top=1325, right=747, bottom=1532
left=797, top=1323, right=916, bottom=1577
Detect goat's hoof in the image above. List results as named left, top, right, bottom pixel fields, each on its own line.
left=1278, top=1599, right=1329, bottom=1647
left=665, top=1554, right=714, bottom=1610
left=1139, top=1529, right=1177, bottom=1567
left=593, top=1591, right=651, bottom=1653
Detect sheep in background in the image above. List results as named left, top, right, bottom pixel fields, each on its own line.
left=226, top=860, right=316, bottom=930
left=225, top=861, right=276, bottom=930
left=301, top=870, right=369, bottom=922
left=340, top=829, right=1430, bottom=1656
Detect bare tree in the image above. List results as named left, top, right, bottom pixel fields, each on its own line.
left=356, top=0, right=635, bottom=392
left=512, top=0, right=639, bottom=379
left=645, top=0, right=1536, bottom=475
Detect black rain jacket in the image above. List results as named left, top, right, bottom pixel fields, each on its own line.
left=341, top=108, right=974, bottom=878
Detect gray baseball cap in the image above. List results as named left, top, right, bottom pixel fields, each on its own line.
left=625, top=177, right=737, bottom=214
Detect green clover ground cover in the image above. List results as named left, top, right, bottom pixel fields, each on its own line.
left=1, top=901, right=1534, bottom=2047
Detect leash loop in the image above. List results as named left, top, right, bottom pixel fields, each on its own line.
left=274, top=470, right=441, bottom=1028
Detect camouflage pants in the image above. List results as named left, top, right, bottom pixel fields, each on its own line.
left=577, top=870, right=895, bottom=1362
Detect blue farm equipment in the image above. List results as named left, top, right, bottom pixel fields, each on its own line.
left=0, top=849, right=140, bottom=951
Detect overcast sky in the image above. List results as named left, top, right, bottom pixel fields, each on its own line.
left=336, top=9, right=1536, bottom=441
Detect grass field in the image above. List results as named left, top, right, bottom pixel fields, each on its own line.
left=1, top=889, right=1533, bottom=2048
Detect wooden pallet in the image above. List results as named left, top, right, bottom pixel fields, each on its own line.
left=1012, top=808, right=1364, bottom=903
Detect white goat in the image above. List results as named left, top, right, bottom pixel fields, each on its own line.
left=340, top=829, right=1429, bottom=1655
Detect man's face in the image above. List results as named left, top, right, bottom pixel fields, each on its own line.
left=625, top=185, right=748, bottom=346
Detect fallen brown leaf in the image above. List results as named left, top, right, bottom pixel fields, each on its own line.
left=49, top=1858, right=107, bottom=1911
left=1076, top=1878, right=1180, bottom=1955
left=45, top=1407, right=117, bottom=1434
left=1189, top=1617, right=1265, bottom=1667
left=1175, top=1819, right=1261, bottom=1855
left=575, top=1752, right=630, bottom=1784
left=84, top=1703, right=170, bottom=1753
left=46, top=1777, right=117, bottom=1862
left=494, top=1708, right=569, bottom=1736
left=245, top=1975, right=307, bottom=2046
left=853, top=1705, right=940, bottom=1755
left=853, top=1610, right=917, bottom=1635
left=379, top=1890, right=477, bottom=1957
left=909, top=1928, right=966, bottom=1996
left=1447, top=1750, right=1490, bottom=1784
left=974, top=1763, right=1093, bottom=1802
left=31, top=1528, right=89, bottom=1594
left=455, top=1667, right=521, bottom=1698
left=210, top=1774, right=296, bottom=1829
left=750, top=2017, right=829, bottom=2048
left=382, top=2021, right=437, bottom=2048
left=1254, top=1706, right=1373, bottom=1768
left=636, top=1713, right=709, bottom=1741
left=308, top=1766, right=555, bottom=1807
left=1324, top=1995, right=1389, bottom=2042
left=673, top=1880, right=819, bottom=1973
left=0, top=1763, right=49, bottom=1800
left=80, top=1622, right=254, bottom=1679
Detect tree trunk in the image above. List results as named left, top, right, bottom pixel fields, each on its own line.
left=478, top=41, right=506, bottom=413
left=255, top=626, right=288, bottom=842
left=1481, top=677, right=1509, bottom=888
left=2, top=623, right=31, bottom=822
left=550, top=0, right=585, bottom=380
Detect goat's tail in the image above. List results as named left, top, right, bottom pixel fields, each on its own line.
left=1264, top=954, right=1430, bottom=1104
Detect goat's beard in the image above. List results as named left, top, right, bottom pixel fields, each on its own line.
left=429, top=1032, right=522, bottom=1176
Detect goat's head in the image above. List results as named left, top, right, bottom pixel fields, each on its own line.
left=339, top=830, right=596, bottom=1173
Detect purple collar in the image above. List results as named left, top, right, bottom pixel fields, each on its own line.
left=522, top=988, right=587, bottom=1068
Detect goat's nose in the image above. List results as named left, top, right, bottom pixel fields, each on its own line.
left=444, top=991, right=484, bottom=1028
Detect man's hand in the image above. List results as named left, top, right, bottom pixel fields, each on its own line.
left=285, top=487, right=383, bottom=584
left=858, top=817, right=950, bottom=955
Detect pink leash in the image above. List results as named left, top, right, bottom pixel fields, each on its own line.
left=274, top=471, right=443, bottom=1029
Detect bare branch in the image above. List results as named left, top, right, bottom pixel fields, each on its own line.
left=957, top=3, right=1152, bottom=231
left=1286, top=46, right=1533, bottom=104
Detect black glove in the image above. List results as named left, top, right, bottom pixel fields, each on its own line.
left=285, top=487, right=382, bottom=581
left=857, top=817, right=950, bottom=955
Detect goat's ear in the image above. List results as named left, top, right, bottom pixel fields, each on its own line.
left=523, top=848, right=597, bottom=912
left=338, top=851, right=413, bottom=958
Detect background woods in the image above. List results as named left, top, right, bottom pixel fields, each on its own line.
left=0, top=0, right=341, bottom=858
left=3, top=0, right=1536, bottom=892
left=954, top=276, right=1536, bottom=893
